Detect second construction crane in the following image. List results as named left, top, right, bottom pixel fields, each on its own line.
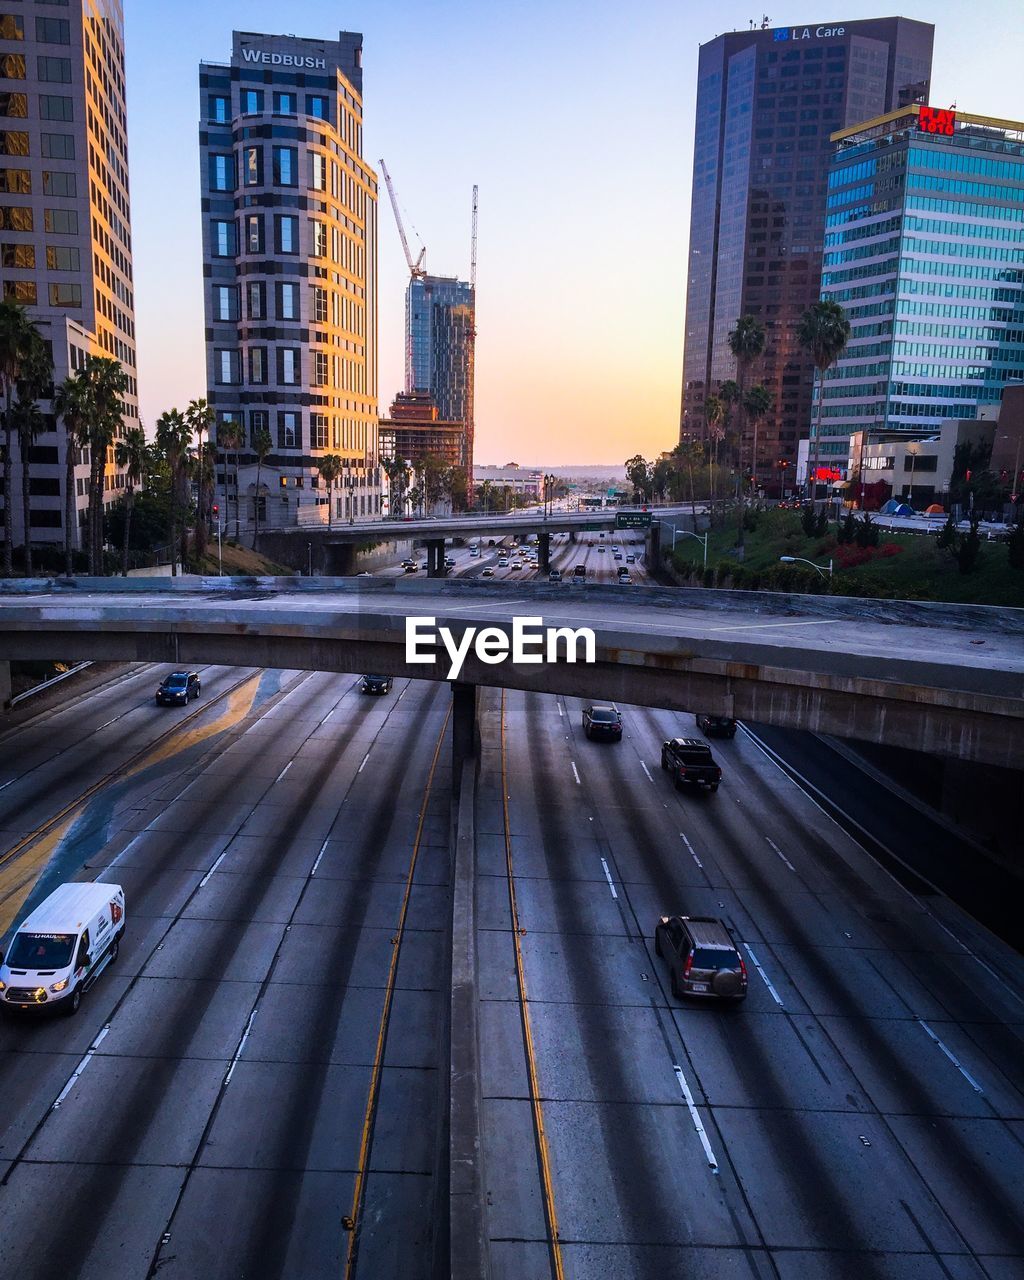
left=379, top=157, right=426, bottom=279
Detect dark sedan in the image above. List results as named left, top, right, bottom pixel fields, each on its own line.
left=156, top=671, right=201, bottom=706
left=360, top=674, right=393, bottom=695
left=695, top=713, right=737, bottom=738
left=582, top=704, right=622, bottom=741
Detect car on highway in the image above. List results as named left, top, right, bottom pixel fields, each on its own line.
left=510, top=560, right=523, bottom=571
left=0, top=881, right=125, bottom=1017
left=481, top=566, right=495, bottom=577
left=660, top=737, right=722, bottom=793
left=548, top=569, right=563, bottom=582
left=156, top=671, right=201, bottom=706
left=445, top=557, right=455, bottom=569
left=469, top=546, right=480, bottom=557
left=654, top=915, right=747, bottom=1002
left=403, top=562, right=418, bottom=573
left=617, top=568, right=631, bottom=583
left=613, top=550, right=623, bottom=560
left=582, top=704, right=622, bottom=741
left=400, top=558, right=415, bottom=568
left=626, top=553, right=636, bottom=563
left=360, top=674, right=392, bottom=695
left=696, top=713, right=737, bottom=738
left=597, top=545, right=606, bottom=553
left=498, top=557, right=509, bottom=568
left=573, top=564, right=587, bottom=579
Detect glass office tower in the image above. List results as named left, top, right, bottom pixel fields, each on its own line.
left=406, top=273, right=475, bottom=473
left=817, top=106, right=1024, bottom=473
left=199, top=31, right=380, bottom=531
left=679, top=18, right=933, bottom=494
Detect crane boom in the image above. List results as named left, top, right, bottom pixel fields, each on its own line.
left=379, top=158, right=425, bottom=279
left=470, top=184, right=478, bottom=289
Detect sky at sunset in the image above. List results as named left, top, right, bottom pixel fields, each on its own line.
left=126, top=0, right=1024, bottom=465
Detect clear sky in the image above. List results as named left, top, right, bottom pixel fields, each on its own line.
left=126, top=0, right=1024, bottom=466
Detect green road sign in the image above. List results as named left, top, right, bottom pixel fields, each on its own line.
left=616, top=511, right=652, bottom=529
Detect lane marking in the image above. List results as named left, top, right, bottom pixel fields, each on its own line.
left=311, top=835, right=329, bottom=876
left=640, top=761, right=653, bottom=783
left=358, top=751, right=370, bottom=774
left=570, top=761, right=581, bottom=786
left=765, top=835, right=796, bottom=871
left=743, top=942, right=785, bottom=1008
left=52, top=1024, right=110, bottom=1109
left=0, top=779, right=14, bottom=792
left=600, top=857, right=618, bottom=899
left=671, top=1063, right=719, bottom=1172
left=557, top=702, right=563, bottom=718
left=274, top=760, right=293, bottom=783
left=917, top=1018, right=984, bottom=1094
left=224, top=1008, right=258, bottom=1086
left=198, top=847, right=229, bottom=889
left=680, top=832, right=703, bottom=870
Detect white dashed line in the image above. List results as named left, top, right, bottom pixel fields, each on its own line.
left=743, top=942, right=785, bottom=1007
left=570, top=761, right=581, bottom=785
left=680, top=832, right=703, bottom=869
left=225, top=1008, right=258, bottom=1086
left=640, top=761, right=654, bottom=783
left=600, top=857, right=618, bottom=899
left=311, top=835, right=329, bottom=876
left=274, top=760, right=293, bottom=783
left=358, top=751, right=370, bottom=773
left=198, top=847, right=229, bottom=888
left=53, top=1024, right=110, bottom=1109
left=557, top=702, right=563, bottom=717
left=917, top=1018, right=984, bottom=1094
left=672, top=1064, right=719, bottom=1172
left=766, top=836, right=796, bottom=871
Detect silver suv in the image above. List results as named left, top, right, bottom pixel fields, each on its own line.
left=654, top=915, right=747, bottom=1002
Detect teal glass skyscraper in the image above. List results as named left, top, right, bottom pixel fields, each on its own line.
left=406, top=274, right=475, bottom=472
left=817, top=105, right=1024, bottom=473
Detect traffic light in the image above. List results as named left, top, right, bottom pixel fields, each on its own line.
left=212, top=503, right=219, bottom=517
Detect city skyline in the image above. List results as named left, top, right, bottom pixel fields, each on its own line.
left=126, top=0, right=1024, bottom=464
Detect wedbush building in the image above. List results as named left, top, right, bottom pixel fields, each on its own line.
left=199, top=31, right=381, bottom=531
left=679, top=17, right=933, bottom=494
left=817, top=105, right=1024, bottom=476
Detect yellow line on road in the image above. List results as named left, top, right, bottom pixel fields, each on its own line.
left=501, top=690, right=565, bottom=1280
left=343, top=704, right=451, bottom=1279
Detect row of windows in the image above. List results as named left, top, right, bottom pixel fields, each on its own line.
left=0, top=203, right=76, bottom=232
left=0, top=53, right=72, bottom=82
left=901, top=236, right=1024, bottom=263
left=894, top=321, right=1024, bottom=342
left=908, top=146, right=1024, bottom=182
left=896, top=299, right=1022, bottom=321
left=826, top=182, right=874, bottom=209
left=207, top=91, right=332, bottom=126
left=827, top=157, right=876, bottom=189
left=210, top=216, right=366, bottom=276
left=0, top=90, right=72, bottom=120
left=211, top=280, right=365, bottom=335
left=0, top=241, right=78, bottom=269
left=2, top=279, right=80, bottom=306
left=822, top=235, right=900, bottom=267
left=907, top=195, right=1024, bottom=224
left=217, top=408, right=372, bottom=454
left=904, top=215, right=1024, bottom=243
left=0, top=14, right=70, bottom=43
left=891, top=340, right=1024, bottom=361
left=822, top=257, right=898, bottom=286
left=892, top=359, right=1021, bottom=377
left=908, top=172, right=1024, bottom=202
left=900, top=257, right=1024, bottom=282
left=823, top=215, right=901, bottom=248
left=901, top=278, right=1022, bottom=302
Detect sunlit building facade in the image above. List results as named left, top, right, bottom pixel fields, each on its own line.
left=406, top=273, right=474, bottom=474
left=0, top=0, right=138, bottom=550
left=679, top=17, right=933, bottom=494
left=817, top=105, right=1024, bottom=474
left=199, top=30, right=381, bottom=530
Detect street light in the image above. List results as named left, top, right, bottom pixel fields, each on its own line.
left=307, top=542, right=313, bottom=577
left=654, top=519, right=708, bottom=570
left=779, top=554, right=832, bottom=581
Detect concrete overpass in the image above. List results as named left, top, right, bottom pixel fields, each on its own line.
left=0, top=576, right=1020, bottom=769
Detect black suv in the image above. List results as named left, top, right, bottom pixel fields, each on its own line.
left=696, top=713, right=737, bottom=739
left=582, top=704, right=622, bottom=741
left=360, top=674, right=392, bottom=695
left=661, top=737, right=721, bottom=792
left=655, top=916, right=747, bottom=1002
left=156, top=671, right=201, bottom=706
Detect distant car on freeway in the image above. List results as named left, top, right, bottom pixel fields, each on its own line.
left=156, top=671, right=201, bottom=706
left=660, top=737, right=721, bottom=793
left=696, top=713, right=737, bottom=739
left=582, top=704, right=622, bottom=741
left=548, top=569, right=562, bottom=582
left=654, top=915, right=747, bottom=1002
left=360, top=675, right=392, bottom=695
left=481, top=566, right=495, bottom=577
left=498, top=556, right=509, bottom=567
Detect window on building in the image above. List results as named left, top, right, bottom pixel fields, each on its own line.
left=273, top=91, right=296, bottom=114
left=249, top=409, right=268, bottom=447
left=49, top=282, right=80, bottom=306
left=40, top=132, right=74, bottom=159
left=278, top=348, right=299, bottom=385
left=212, top=219, right=235, bottom=256
left=278, top=411, right=299, bottom=448
left=277, top=281, right=298, bottom=321
left=276, top=214, right=297, bottom=254
left=37, top=56, right=72, bottom=83
left=273, top=146, right=297, bottom=186
left=247, top=280, right=265, bottom=320
left=249, top=347, right=266, bottom=384
left=0, top=15, right=24, bottom=39
left=246, top=213, right=263, bottom=254
left=3, top=279, right=36, bottom=303
left=35, top=17, right=70, bottom=43
left=307, top=94, right=329, bottom=121
left=213, top=285, right=236, bottom=321
left=44, top=206, right=76, bottom=232
left=216, top=349, right=240, bottom=385
left=310, top=152, right=326, bottom=191
left=1, top=241, right=34, bottom=268
left=45, top=244, right=79, bottom=270
left=0, top=54, right=25, bottom=80
left=0, top=130, right=29, bottom=156
left=0, top=204, right=32, bottom=231
left=241, top=88, right=263, bottom=115
left=0, top=92, right=28, bottom=117
left=312, top=351, right=328, bottom=386
left=311, top=414, right=328, bottom=449
left=243, top=145, right=261, bottom=186
left=312, top=286, right=328, bottom=323
left=39, top=94, right=73, bottom=121
left=0, top=167, right=29, bottom=194
left=43, top=170, right=75, bottom=197
left=209, top=152, right=234, bottom=191
left=208, top=94, right=229, bottom=123
left=310, top=220, right=327, bottom=258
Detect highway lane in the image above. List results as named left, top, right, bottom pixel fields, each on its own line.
left=0, top=671, right=452, bottom=1280
left=480, top=688, right=1024, bottom=1278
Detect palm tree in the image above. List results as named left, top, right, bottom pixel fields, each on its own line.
left=185, top=399, right=214, bottom=556
left=216, top=420, right=245, bottom=539
left=479, top=478, right=493, bottom=514
left=114, top=426, right=147, bottom=576
left=11, top=330, right=52, bottom=577
left=316, top=453, right=343, bottom=530
left=251, top=423, right=272, bottom=547
left=155, top=408, right=191, bottom=575
left=798, top=299, right=851, bottom=509
left=0, top=299, right=41, bottom=576
left=82, top=357, right=128, bottom=574
left=53, top=372, right=91, bottom=577
left=743, top=384, right=773, bottom=499
left=703, top=394, right=724, bottom=522
left=673, top=439, right=705, bottom=526
left=728, top=316, right=767, bottom=556
left=382, top=456, right=410, bottom=518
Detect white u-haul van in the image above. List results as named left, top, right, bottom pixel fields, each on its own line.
left=0, top=881, right=125, bottom=1017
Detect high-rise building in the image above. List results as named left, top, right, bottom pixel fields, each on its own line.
left=816, top=105, right=1024, bottom=477
left=0, top=0, right=138, bottom=550
left=406, top=273, right=474, bottom=474
left=199, top=30, right=381, bottom=532
left=679, top=17, right=933, bottom=494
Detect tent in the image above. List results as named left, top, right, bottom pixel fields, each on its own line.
left=879, top=499, right=902, bottom=514
left=892, top=502, right=915, bottom=516
left=924, top=503, right=945, bottom=515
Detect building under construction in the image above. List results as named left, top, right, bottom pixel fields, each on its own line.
left=378, top=391, right=465, bottom=470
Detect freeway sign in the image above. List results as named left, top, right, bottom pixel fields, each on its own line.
left=616, top=512, right=652, bottom=529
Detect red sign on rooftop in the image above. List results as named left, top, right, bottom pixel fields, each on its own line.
left=919, top=105, right=956, bottom=136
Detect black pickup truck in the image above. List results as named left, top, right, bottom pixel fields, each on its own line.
left=660, top=737, right=722, bottom=793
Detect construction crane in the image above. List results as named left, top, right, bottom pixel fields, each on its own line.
left=379, top=158, right=426, bottom=279
left=470, top=184, right=478, bottom=289
left=465, top=185, right=478, bottom=480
